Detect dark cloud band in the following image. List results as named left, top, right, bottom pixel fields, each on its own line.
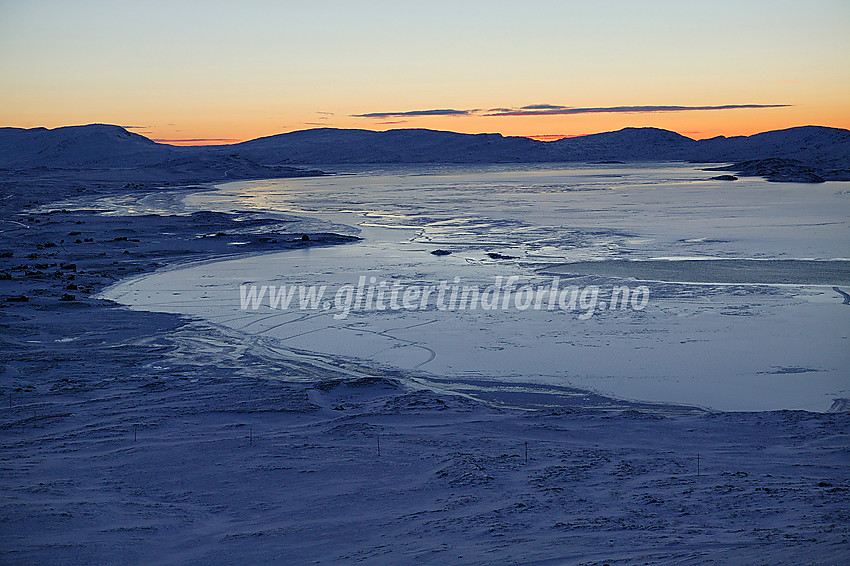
left=353, top=103, right=790, bottom=119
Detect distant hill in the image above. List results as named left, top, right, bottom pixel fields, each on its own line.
left=0, top=124, right=320, bottom=182
left=693, top=126, right=850, bottom=168
left=547, top=127, right=697, bottom=161
left=223, top=128, right=543, bottom=164
left=0, top=124, right=165, bottom=168
left=2, top=123, right=848, bottom=182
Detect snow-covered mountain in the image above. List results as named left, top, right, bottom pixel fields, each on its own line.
left=216, top=125, right=850, bottom=171
left=0, top=124, right=319, bottom=181
left=222, top=128, right=543, bottom=164
left=2, top=123, right=848, bottom=181
left=0, top=124, right=166, bottom=168
left=693, top=126, right=850, bottom=167
left=547, top=127, right=697, bottom=161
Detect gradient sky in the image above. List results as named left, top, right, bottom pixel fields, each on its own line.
left=1, top=0, right=849, bottom=144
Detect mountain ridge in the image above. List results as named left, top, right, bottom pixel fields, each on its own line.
left=1, top=124, right=848, bottom=182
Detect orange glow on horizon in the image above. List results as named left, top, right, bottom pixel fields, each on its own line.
left=10, top=98, right=847, bottom=147
left=150, top=138, right=244, bottom=146
left=130, top=105, right=850, bottom=147
left=525, top=134, right=582, bottom=141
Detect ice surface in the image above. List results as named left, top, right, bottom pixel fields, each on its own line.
left=101, top=164, right=850, bottom=411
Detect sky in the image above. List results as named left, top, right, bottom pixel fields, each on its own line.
left=1, top=0, right=849, bottom=144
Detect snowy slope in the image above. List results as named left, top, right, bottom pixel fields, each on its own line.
left=0, top=124, right=167, bottom=168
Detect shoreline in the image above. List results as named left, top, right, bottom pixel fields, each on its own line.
left=1, top=172, right=692, bottom=413
left=0, top=177, right=358, bottom=302
left=0, top=170, right=707, bottom=414
left=5, top=170, right=844, bottom=414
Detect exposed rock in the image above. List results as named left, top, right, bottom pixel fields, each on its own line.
left=709, top=158, right=830, bottom=183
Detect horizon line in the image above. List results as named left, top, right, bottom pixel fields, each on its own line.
left=5, top=122, right=846, bottom=148
left=143, top=123, right=845, bottom=147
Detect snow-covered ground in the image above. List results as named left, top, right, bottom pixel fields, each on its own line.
left=102, top=164, right=850, bottom=411
left=5, top=361, right=850, bottom=565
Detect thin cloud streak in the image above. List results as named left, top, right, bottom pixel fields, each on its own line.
left=520, top=104, right=567, bottom=110
left=354, top=103, right=791, bottom=119
left=352, top=108, right=472, bottom=118
left=486, top=104, right=792, bottom=116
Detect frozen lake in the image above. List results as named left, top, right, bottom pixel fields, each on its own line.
left=102, top=164, right=850, bottom=411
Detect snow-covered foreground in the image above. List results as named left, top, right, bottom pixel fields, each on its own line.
left=3, top=316, right=849, bottom=565
left=103, top=164, right=850, bottom=411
